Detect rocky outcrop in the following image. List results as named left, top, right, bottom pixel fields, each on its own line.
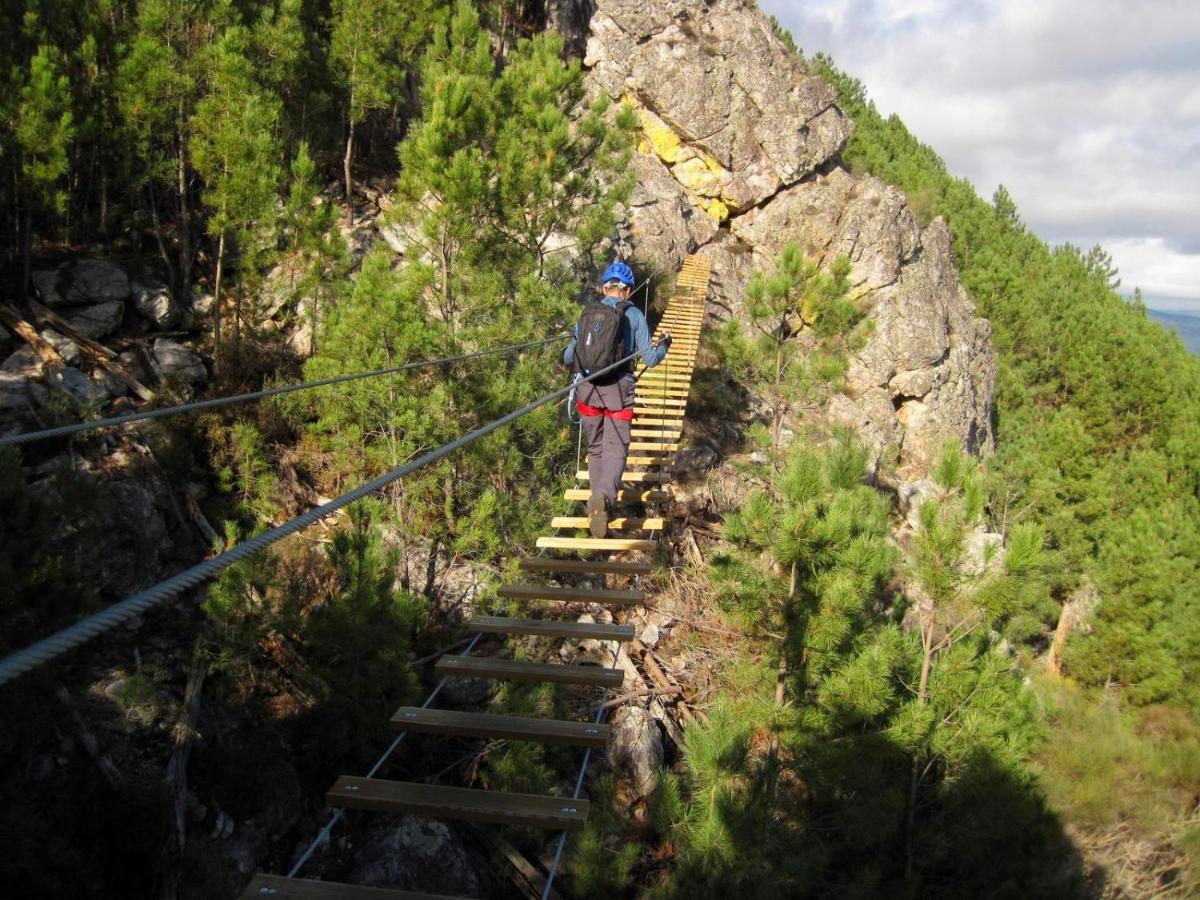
left=32, top=259, right=131, bottom=308
left=587, top=0, right=850, bottom=225
left=583, top=0, right=995, bottom=479
left=350, top=814, right=483, bottom=896
left=131, top=277, right=181, bottom=330
left=607, top=705, right=664, bottom=798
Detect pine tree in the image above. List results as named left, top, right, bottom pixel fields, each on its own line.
left=895, top=442, right=1047, bottom=885
left=13, top=44, right=75, bottom=295
left=715, top=244, right=855, bottom=449
left=329, top=0, right=438, bottom=201
left=190, top=25, right=284, bottom=370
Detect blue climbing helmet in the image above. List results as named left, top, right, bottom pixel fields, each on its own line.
left=601, top=260, right=635, bottom=287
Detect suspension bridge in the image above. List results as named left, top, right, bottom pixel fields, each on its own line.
left=0, top=254, right=713, bottom=899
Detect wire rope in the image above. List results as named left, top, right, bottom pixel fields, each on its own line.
left=0, top=334, right=570, bottom=448
left=0, top=344, right=649, bottom=688
left=284, top=632, right=484, bottom=879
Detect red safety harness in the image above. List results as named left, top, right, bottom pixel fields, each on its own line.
left=576, top=400, right=634, bottom=421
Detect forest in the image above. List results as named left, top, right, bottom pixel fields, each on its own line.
left=2, top=1, right=1198, bottom=897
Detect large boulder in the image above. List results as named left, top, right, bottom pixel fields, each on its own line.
left=586, top=0, right=851, bottom=220
left=64, top=300, right=125, bottom=339
left=131, top=277, right=181, bottom=330
left=151, top=338, right=207, bottom=385
left=0, top=347, right=39, bottom=424
left=350, top=814, right=483, bottom=897
left=32, top=259, right=131, bottom=308
left=607, top=705, right=664, bottom=798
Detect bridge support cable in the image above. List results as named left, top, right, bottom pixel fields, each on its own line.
left=239, top=255, right=711, bottom=899
left=0, top=334, right=570, bottom=448
left=0, top=345, right=647, bottom=689
left=284, top=632, right=484, bottom=880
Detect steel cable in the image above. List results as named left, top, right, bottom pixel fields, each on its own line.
left=0, top=344, right=650, bottom=687
left=0, top=334, right=570, bottom=448
left=284, top=632, right=484, bottom=880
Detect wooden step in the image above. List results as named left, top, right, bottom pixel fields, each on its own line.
left=633, top=411, right=684, bottom=420
left=435, top=655, right=624, bottom=687
left=562, top=488, right=670, bottom=502
left=550, top=515, right=664, bottom=530
left=633, top=396, right=688, bottom=406
left=391, top=706, right=611, bottom=748
left=327, top=777, right=590, bottom=831
left=240, top=874, right=465, bottom=899
left=498, top=583, right=645, bottom=603
left=633, top=417, right=684, bottom=427
left=536, top=536, right=657, bottom=552
left=468, top=614, right=637, bottom=642
left=630, top=441, right=679, bottom=450
left=575, top=470, right=668, bottom=482
left=518, top=557, right=653, bottom=575
left=636, top=371, right=691, bottom=381
left=624, top=455, right=675, bottom=466
left=628, top=430, right=680, bottom=440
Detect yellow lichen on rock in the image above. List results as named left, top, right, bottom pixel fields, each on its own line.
left=674, top=157, right=724, bottom=197
left=700, top=198, right=730, bottom=222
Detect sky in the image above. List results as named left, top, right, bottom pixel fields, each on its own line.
left=759, top=0, right=1200, bottom=313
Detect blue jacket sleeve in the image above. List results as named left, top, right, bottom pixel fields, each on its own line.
left=626, top=306, right=666, bottom=367
left=563, top=321, right=578, bottom=366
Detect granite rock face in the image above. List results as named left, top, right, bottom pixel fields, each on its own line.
left=582, top=0, right=995, bottom=478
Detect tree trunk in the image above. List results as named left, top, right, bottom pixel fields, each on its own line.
left=904, top=623, right=936, bottom=886
left=20, top=208, right=32, bottom=301
left=213, top=232, right=225, bottom=375
left=147, top=185, right=176, bottom=289
left=343, top=118, right=355, bottom=206
left=176, top=121, right=191, bottom=303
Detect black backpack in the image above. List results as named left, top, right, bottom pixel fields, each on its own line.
left=573, top=297, right=631, bottom=377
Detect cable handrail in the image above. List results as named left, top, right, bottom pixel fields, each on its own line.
left=0, top=334, right=570, bottom=448
left=0, top=343, right=652, bottom=688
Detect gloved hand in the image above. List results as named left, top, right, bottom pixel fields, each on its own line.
left=659, top=332, right=673, bottom=350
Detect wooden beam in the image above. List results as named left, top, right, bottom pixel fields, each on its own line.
left=327, top=777, right=591, bottom=831
left=434, top=655, right=624, bottom=688
left=535, top=536, right=657, bottom=552
left=518, top=557, right=653, bottom=575
left=550, top=516, right=664, bottom=530
left=239, top=874, right=466, bottom=899
left=467, top=615, right=636, bottom=642
left=390, top=707, right=610, bottom=748
left=498, top=584, right=645, bottom=603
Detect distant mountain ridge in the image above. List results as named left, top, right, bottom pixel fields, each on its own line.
left=1148, top=309, right=1200, bottom=355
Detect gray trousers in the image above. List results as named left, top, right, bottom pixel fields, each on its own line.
left=577, top=377, right=635, bottom=508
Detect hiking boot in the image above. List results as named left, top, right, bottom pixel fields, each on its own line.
left=586, top=492, right=609, bottom=539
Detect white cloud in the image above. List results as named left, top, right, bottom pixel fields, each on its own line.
left=760, top=0, right=1200, bottom=310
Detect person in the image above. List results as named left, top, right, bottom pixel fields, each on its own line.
left=564, top=261, right=671, bottom=537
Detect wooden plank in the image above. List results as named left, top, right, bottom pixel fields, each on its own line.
left=498, top=584, right=645, bottom=603
left=630, top=441, right=679, bottom=451
left=630, top=430, right=681, bottom=439
left=468, top=614, right=636, bottom=642
left=575, top=469, right=668, bottom=482
left=240, top=874, right=464, bottom=899
left=633, top=418, right=684, bottom=427
left=536, top=536, right=657, bottom=551
left=633, top=396, right=688, bottom=406
left=0, top=305, right=64, bottom=366
left=562, top=488, right=670, bottom=502
left=550, top=516, right=664, bottom=530
left=390, top=706, right=611, bottom=748
left=327, top=777, right=591, bottom=831
left=518, top=557, right=653, bottom=575
left=434, top=655, right=624, bottom=688
left=624, top=455, right=675, bottom=466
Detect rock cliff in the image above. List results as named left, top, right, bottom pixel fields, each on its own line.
left=579, top=0, right=995, bottom=479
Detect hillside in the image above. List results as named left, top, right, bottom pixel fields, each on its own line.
left=1, top=1, right=1198, bottom=898
left=1148, top=309, right=1200, bottom=355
